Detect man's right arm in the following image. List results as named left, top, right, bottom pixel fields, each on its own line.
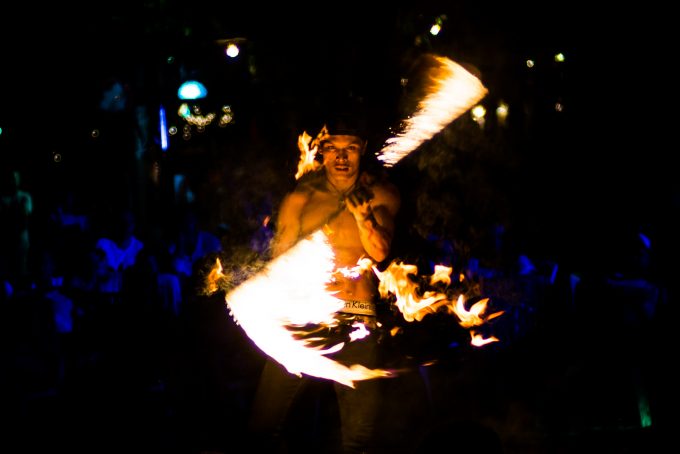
left=271, top=190, right=309, bottom=258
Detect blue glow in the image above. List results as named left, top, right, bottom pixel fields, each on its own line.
left=159, top=105, right=168, bottom=151
left=638, top=232, right=651, bottom=249
left=549, top=263, right=558, bottom=285
left=178, top=80, right=208, bottom=100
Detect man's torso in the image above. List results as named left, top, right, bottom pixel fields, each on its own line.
left=298, top=181, right=378, bottom=302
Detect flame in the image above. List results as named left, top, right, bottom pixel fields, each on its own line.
left=295, top=131, right=321, bottom=179
left=217, top=231, right=392, bottom=388
left=336, top=257, right=374, bottom=280
left=430, top=264, right=452, bottom=286
left=470, top=331, right=499, bottom=347
left=374, top=261, right=503, bottom=346
left=348, top=322, right=371, bottom=341
left=295, top=125, right=329, bottom=180
left=449, top=296, right=503, bottom=329
left=377, top=55, right=488, bottom=167
left=206, top=259, right=224, bottom=295
left=374, top=261, right=449, bottom=322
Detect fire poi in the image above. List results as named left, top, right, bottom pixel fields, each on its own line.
left=207, top=54, right=498, bottom=387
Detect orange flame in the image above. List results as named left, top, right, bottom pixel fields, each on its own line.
left=430, top=264, right=452, bottom=286
left=295, top=125, right=329, bottom=180
left=377, top=55, right=488, bottom=167
left=448, top=296, right=503, bottom=328
left=470, top=331, right=499, bottom=347
left=337, top=256, right=374, bottom=280
left=374, top=261, right=503, bottom=346
left=374, top=261, right=450, bottom=322
left=206, top=259, right=224, bottom=295
left=295, top=131, right=320, bottom=180
left=216, top=231, right=392, bottom=387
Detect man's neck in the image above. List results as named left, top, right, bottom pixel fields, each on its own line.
left=326, top=174, right=358, bottom=194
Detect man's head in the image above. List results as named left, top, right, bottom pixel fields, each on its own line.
left=319, top=133, right=366, bottom=182
left=323, top=109, right=368, bottom=139
left=312, top=99, right=371, bottom=181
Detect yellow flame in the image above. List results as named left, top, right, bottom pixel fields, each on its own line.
left=470, top=330, right=499, bottom=347
left=430, top=264, right=452, bottom=286
left=378, top=55, right=488, bottom=167
left=337, top=257, right=374, bottom=280
left=448, top=296, right=503, bottom=328
left=295, top=125, right=329, bottom=180
left=295, top=131, right=321, bottom=180
left=206, top=259, right=224, bottom=294
left=222, top=231, right=392, bottom=387
left=374, top=261, right=504, bottom=346
left=374, top=261, right=450, bottom=322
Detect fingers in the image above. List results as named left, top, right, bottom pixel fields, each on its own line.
left=346, top=185, right=374, bottom=207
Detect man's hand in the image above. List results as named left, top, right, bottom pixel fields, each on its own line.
left=345, top=185, right=375, bottom=224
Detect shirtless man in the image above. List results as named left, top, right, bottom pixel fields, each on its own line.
left=248, top=119, right=400, bottom=454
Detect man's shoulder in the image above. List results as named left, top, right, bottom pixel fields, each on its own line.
left=281, top=182, right=315, bottom=208
left=290, top=171, right=327, bottom=197
left=362, top=172, right=399, bottom=198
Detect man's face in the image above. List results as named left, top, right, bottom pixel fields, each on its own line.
left=320, top=135, right=365, bottom=180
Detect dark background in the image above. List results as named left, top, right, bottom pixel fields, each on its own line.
left=0, top=2, right=674, bottom=453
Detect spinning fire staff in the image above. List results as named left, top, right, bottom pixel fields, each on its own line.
left=207, top=53, right=497, bottom=453
left=208, top=53, right=494, bottom=383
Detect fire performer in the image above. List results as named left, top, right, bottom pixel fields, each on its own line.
left=247, top=109, right=401, bottom=453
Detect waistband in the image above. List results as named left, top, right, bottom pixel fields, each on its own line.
left=339, top=299, right=376, bottom=316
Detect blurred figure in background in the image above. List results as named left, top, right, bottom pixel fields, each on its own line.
left=0, top=168, right=34, bottom=288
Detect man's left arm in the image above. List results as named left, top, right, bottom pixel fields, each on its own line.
left=346, top=183, right=400, bottom=262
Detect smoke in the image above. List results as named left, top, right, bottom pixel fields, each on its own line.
left=200, top=243, right=270, bottom=297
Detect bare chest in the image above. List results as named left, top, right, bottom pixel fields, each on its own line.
left=299, top=192, right=364, bottom=262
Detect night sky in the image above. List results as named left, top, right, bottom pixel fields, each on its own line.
left=0, top=2, right=667, bottom=268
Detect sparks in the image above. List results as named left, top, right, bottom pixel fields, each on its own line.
left=377, top=55, right=488, bottom=167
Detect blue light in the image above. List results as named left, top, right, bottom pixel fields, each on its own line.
left=638, top=232, right=651, bottom=249
left=159, top=105, right=168, bottom=151
left=178, top=80, right=208, bottom=100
